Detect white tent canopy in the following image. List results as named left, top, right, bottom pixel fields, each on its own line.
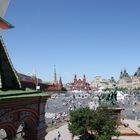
left=117, top=91, right=125, bottom=100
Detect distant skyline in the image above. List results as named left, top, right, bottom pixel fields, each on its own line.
left=2, top=0, right=140, bottom=83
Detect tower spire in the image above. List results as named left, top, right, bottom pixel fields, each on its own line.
left=54, top=65, right=57, bottom=84
left=59, top=76, right=63, bottom=87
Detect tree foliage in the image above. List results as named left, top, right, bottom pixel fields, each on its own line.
left=68, top=108, right=94, bottom=136
left=68, top=107, right=120, bottom=140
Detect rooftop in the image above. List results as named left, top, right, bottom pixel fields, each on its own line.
left=0, top=89, right=50, bottom=100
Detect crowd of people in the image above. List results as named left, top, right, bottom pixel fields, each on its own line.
left=45, top=92, right=140, bottom=132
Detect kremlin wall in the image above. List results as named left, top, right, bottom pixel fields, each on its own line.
left=7, top=68, right=64, bottom=91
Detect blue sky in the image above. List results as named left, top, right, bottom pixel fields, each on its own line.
left=3, top=0, right=140, bottom=83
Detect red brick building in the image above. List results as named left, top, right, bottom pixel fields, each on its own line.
left=18, top=66, right=64, bottom=92
left=70, top=75, right=90, bottom=92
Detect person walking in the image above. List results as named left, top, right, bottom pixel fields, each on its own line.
left=57, top=131, right=61, bottom=140
left=132, top=108, right=135, bottom=114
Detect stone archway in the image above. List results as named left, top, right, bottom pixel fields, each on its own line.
left=0, top=123, right=16, bottom=140
left=22, top=118, right=38, bottom=140
left=0, top=108, right=39, bottom=140
left=16, top=116, right=38, bottom=140
left=0, top=94, right=49, bottom=140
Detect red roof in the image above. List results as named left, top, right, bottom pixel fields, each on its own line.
left=0, top=17, right=14, bottom=29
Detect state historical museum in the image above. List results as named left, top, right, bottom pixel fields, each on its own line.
left=70, top=75, right=90, bottom=92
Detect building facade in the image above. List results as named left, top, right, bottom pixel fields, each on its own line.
left=118, top=69, right=132, bottom=89
left=90, top=76, right=116, bottom=90
left=118, top=68, right=140, bottom=89
left=69, top=75, right=90, bottom=92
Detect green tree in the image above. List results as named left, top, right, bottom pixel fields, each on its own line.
left=68, top=108, right=94, bottom=136
left=68, top=107, right=120, bottom=140
left=92, top=108, right=120, bottom=140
